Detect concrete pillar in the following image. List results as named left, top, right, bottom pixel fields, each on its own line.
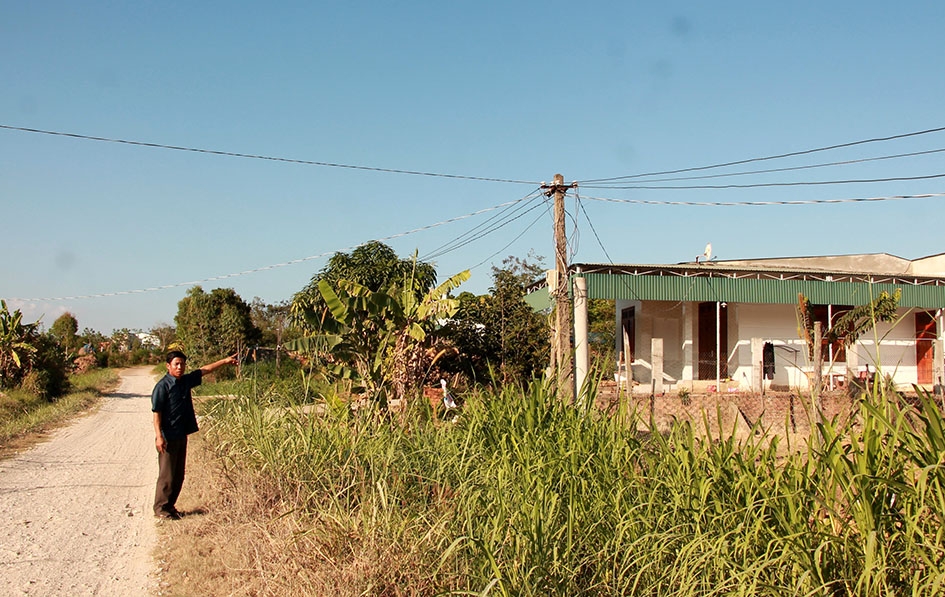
left=652, top=338, right=664, bottom=395
left=934, top=339, right=945, bottom=397
left=751, top=337, right=764, bottom=392
left=847, top=343, right=859, bottom=379
left=573, top=277, right=589, bottom=404
left=682, top=303, right=694, bottom=381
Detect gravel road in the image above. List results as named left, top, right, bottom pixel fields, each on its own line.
left=0, top=367, right=160, bottom=596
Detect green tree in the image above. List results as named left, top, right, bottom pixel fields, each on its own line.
left=0, top=300, right=40, bottom=389
left=292, top=241, right=437, bottom=331
left=49, top=312, right=79, bottom=352
left=442, top=255, right=550, bottom=386
left=290, top=261, right=469, bottom=408
left=110, top=328, right=143, bottom=352
left=0, top=301, right=71, bottom=398
left=587, top=299, right=616, bottom=366
left=77, top=327, right=107, bottom=352
left=175, top=286, right=261, bottom=362
left=250, top=298, right=299, bottom=371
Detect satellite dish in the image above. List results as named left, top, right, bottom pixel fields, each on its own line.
left=696, top=242, right=712, bottom=263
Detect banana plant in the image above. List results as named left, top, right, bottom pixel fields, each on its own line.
left=291, top=268, right=470, bottom=409
left=0, top=300, right=40, bottom=388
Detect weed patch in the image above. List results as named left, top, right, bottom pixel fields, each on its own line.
left=162, top=380, right=945, bottom=596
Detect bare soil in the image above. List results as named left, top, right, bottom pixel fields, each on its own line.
left=0, top=367, right=160, bottom=596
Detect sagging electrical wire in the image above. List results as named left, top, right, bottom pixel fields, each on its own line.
left=8, top=195, right=542, bottom=301
left=469, top=203, right=552, bottom=271
left=0, top=124, right=540, bottom=186
left=580, top=125, right=945, bottom=184
left=578, top=172, right=945, bottom=191
left=579, top=147, right=945, bottom=187
left=575, top=188, right=614, bottom=265
left=421, top=189, right=546, bottom=262
left=578, top=192, right=945, bottom=207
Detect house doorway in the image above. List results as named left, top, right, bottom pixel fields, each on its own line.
left=916, top=311, right=936, bottom=385
left=697, top=302, right=728, bottom=380
left=620, top=307, right=635, bottom=362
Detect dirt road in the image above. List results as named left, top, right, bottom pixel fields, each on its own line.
left=0, top=367, right=160, bottom=596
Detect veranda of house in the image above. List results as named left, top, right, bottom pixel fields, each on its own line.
left=615, top=299, right=939, bottom=395
left=526, top=252, right=945, bottom=397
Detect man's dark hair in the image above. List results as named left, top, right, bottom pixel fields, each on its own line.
left=165, top=350, right=188, bottom=363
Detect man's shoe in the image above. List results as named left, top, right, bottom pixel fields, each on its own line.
left=156, top=508, right=182, bottom=520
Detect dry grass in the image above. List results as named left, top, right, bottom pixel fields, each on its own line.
left=155, top=432, right=436, bottom=597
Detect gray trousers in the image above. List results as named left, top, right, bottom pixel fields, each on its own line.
left=153, top=436, right=188, bottom=515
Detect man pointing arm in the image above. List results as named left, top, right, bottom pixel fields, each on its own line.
left=152, top=351, right=237, bottom=519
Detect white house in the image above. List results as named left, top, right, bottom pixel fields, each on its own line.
left=531, top=253, right=945, bottom=394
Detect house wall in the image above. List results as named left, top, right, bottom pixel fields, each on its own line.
left=615, top=299, right=686, bottom=384
left=615, top=299, right=931, bottom=391
left=847, top=309, right=923, bottom=386
left=720, top=303, right=807, bottom=389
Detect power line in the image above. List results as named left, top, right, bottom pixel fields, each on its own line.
left=421, top=190, right=544, bottom=261
left=578, top=172, right=945, bottom=191
left=7, top=196, right=537, bottom=302
left=13, top=190, right=941, bottom=301
left=580, top=147, right=945, bottom=186
left=0, top=124, right=540, bottom=186
left=574, top=190, right=614, bottom=264
left=579, top=125, right=945, bottom=184
left=469, top=206, right=551, bottom=271
left=578, top=191, right=945, bottom=207
left=424, top=198, right=548, bottom=262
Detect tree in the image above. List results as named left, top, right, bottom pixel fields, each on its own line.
left=0, top=301, right=70, bottom=398
left=441, top=254, right=550, bottom=386
left=309, top=269, right=470, bottom=407
left=0, top=300, right=40, bottom=389
left=150, top=323, right=176, bottom=353
left=587, top=299, right=616, bottom=365
left=174, top=286, right=261, bottom=362
left=798, top=289, right=901, bottom=402
left=250, top=298, right=298, bottom=371
left=292, top=241, right=437, bottom=332
left=49, top=312, right=79, bottom=352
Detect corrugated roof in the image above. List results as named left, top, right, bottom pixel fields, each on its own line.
left=580, top=272, right=945, bottom=308
left=525, top=262, right=945, bottom=310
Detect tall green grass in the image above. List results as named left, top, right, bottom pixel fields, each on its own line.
left=203, top=380, right=945, bottom=596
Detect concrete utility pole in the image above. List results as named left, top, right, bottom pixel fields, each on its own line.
left=543, top=174, right=577, bottom=399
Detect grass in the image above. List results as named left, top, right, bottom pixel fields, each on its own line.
left=171, top=373, right=945, bottom=596
left=0, top=368, right=119, bottom=453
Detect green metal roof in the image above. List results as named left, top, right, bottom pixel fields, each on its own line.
left=526, top=264, right=945, bottom=310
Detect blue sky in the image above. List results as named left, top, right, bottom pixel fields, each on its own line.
left=2, top=1, right=944, bottom=335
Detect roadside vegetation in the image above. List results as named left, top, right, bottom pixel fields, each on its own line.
left=183, top=371, right=945, bottom=596
left=10, top=241, right=941, bottom=594
left=154, top=243, right=945, bottom=595
left=0, top=298, right=157, bottom=451
left=0, top=367, right=119, bottom=449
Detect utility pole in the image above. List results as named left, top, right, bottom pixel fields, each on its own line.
left=543, top=174, right=577, bottom=399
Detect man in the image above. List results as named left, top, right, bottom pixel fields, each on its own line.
left=152, top=350, right=237, bottom=519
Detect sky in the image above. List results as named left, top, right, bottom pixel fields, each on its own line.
left=2, top=1, right=945, bottom=335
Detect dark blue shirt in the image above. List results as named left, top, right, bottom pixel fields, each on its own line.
left=151, top=370, right=203, bottom=440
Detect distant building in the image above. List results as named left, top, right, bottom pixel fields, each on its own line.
left=136, top=332, right=159, bottom=349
